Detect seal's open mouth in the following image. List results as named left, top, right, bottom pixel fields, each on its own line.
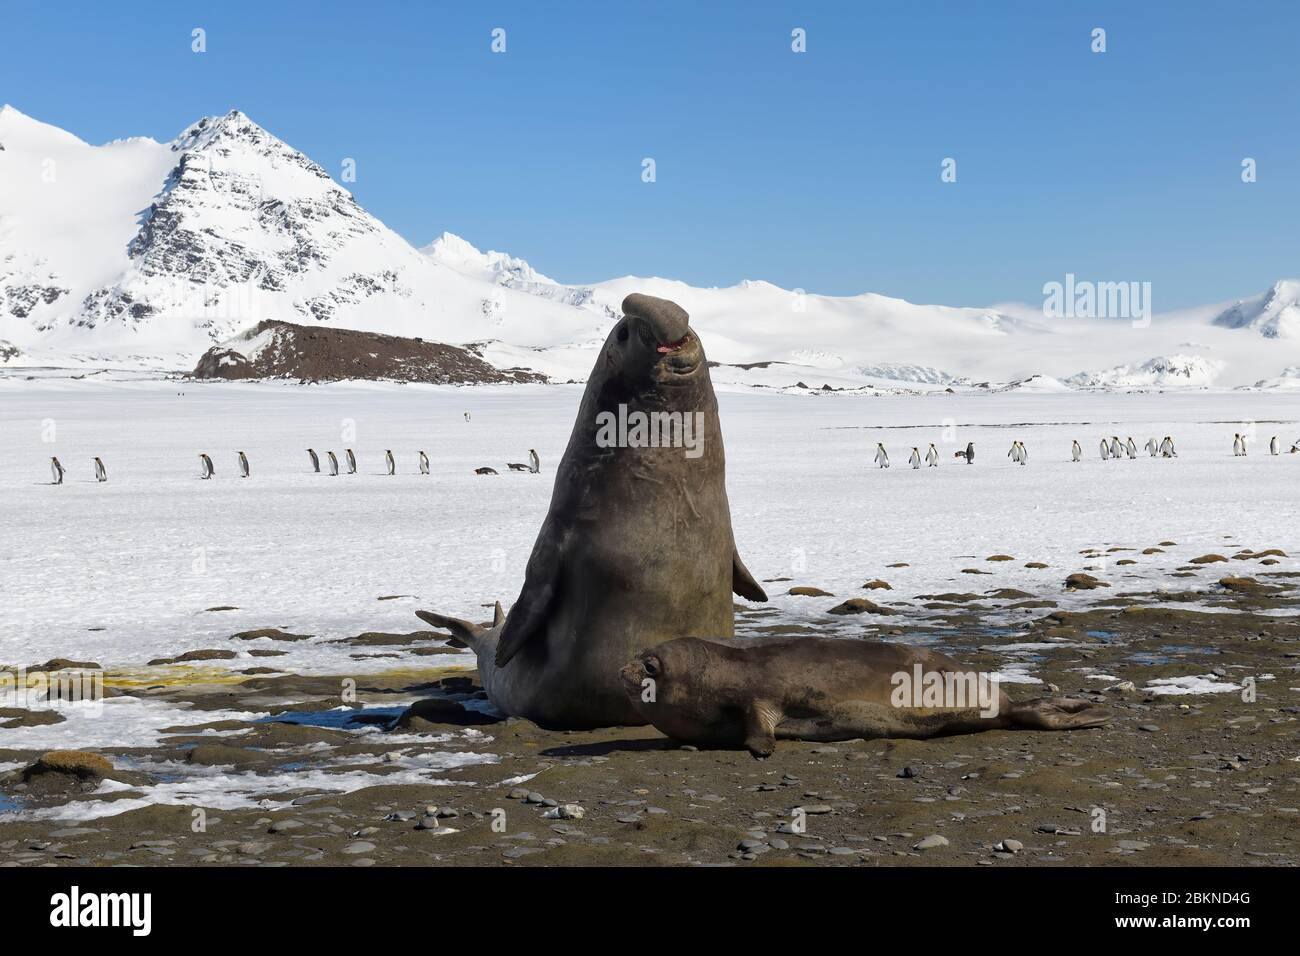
left=655, top=332, right=702, bottom=378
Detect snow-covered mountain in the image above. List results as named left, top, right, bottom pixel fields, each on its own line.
left=1066, top=354, right=1225, bottom=391
left=0, top=106, right=604, bottom=368
left=2, top=105, right=1297, bottom=390
left=1210, top=280, right=1300, bottom=339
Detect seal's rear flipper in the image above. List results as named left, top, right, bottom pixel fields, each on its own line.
left=1008, top=697, right=1110, bottom=731
left=416, top=609, right=496, bottom=657
left=732, top=551, right=768, bottom=602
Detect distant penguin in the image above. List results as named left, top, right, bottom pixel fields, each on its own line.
left=1270, top=436, right=1280, bottom=456
left=307, top=448, right=320, bottom=473
left=93, top=457, right=107, bottom=482
left=475, top=466, right=499, bottom=475
left=345, top=448, right=357, bottom=474
left=925, top=443, right=938, bottom=467
left=1232, top=433, right=1244, bottom=457
left=1007, top=441, right=1019, bottom=463
left=508, top=448, right=541, bottom=472
left=238, top=451, right=250, bottom=478
left=1017, top=441, right=1027, bottom=465
left=464, top=412, right=471, bottom=422
left=50, top=456, right=64, bottom=485
left=965, top=441, right=974, bottom=464
left=1099, top=438, right=1110, bottom=461
left=1109, top=436, right=1123, bottom=459
left=199, top=453, right=215, bottom=479
left=327, top=451, right=339, bottom=476
left=1145, top=437, right=1159, bottom=457
left=1071, top=440, right=1082, bottom=462
left=874, top=443, right=890, bottom=469
left=909, top=447, right=922, bottom=469
left=1160, top=435, right=1177, bottom=458
left=385, top=450, right=395, bottom=476
left=419, top=450, right=430, bottom=475
left=1125, top=437, right=1137, bottom=459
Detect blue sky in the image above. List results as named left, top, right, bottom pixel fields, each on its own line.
left=2, top=0, right=1296, bottom=309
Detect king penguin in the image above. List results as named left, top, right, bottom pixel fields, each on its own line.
left=419, top=450, right=430, bottom=475
left=93, top=457, right=107, bottom=482
left=345, top=448, right=357, bottom=474
left=1270, top=436, right=1280, bottom=456
left=874, top=442, right=890, bottom=469
left=199, top=453, right=215, bottom=479
left=50, top=456, right=64, bottom=485
left=1071, top=440, right=1082, bottom=462
left=307, top=448, right=320, bottom=473
left=385, top=450, right=396, bottom=476
left=238, top=451, right=250, bottom=478
left=327, top=451, right=339, bottom=476
left=909, top=447, right=922, bottom=469
left=925, top=443, right=938, bottom=467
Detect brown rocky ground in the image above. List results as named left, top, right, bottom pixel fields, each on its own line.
left=2, top=554, right=1298, bottom=868
left=190, top=319, right=546, bottom=385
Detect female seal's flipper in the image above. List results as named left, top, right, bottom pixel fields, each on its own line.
left=743, top=700, right=782, bottom=758
left=732, top=551, right=768, bottom=602
left=1007, top=697, right=1110, bottom=731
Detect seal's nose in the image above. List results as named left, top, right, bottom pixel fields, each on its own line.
left=621, top=293, right=690, bottom=348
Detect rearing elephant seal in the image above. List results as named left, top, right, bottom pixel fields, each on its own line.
left=620, top=637, right=1109, bottom=756
left=418, top=293, right=767, bottom=729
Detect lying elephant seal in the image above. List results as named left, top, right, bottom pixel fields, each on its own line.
left=418, top=293, right=767, bottom=729
left=620, top=637, right=1109, bottom=756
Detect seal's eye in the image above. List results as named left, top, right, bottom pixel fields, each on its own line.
left=616, top=324, right=629, bottom=343
left=643, top=656, right=660, bottom=678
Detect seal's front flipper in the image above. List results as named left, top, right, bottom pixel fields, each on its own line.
left=495, top=538, right=561, bottom=667
left=743, top=701, right=781, bottom=758
left=1008, top=697, right=1110, bottom=731
left=732, top=550, right=768, bottom=602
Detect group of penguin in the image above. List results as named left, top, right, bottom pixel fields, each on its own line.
left=1086, top=435, right=1176, bottom=461
left=47, top=448, right=541, bottom=484
left=1230, top=433, right=1296, bottom=457
left=871, top=433, right=1300, bottom=470
left=874, top=441, right=976, bottom=468
left=48, top=456, right=107, bottom=484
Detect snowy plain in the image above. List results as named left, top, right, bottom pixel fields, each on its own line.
left=2, top=380, right=1297, bottom=671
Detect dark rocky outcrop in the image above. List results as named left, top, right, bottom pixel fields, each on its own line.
left=191, top=319, right=546, bottom=385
